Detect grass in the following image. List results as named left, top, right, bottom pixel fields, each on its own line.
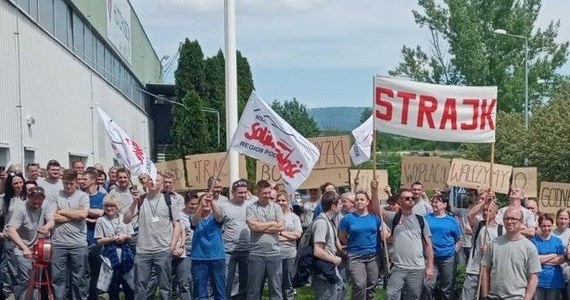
left=294, top=285, right=387, bottom=300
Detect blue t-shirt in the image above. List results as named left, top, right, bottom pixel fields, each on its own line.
left=313, top=202, right=323, bottom=220
left=339, top=212, right=381, bottom=256
left=531, top=235, right=565, bottom=289
left=87, top=192, right=105, bottom=245
left=190, top=214, right=225, bottom=261
left=424, top=213, right=461, bottom=259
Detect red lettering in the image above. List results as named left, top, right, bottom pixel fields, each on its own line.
left=244, top=122, right=275, bottom=148
left=480, top=99, right=496, bottom=129
left=397, top=91, right=416, bottom=125
left=375, top=87, right=393, bottom=121
left=460, top=99, right=479, bottom=130
left=417, top=95, right=437, bottom=128
left=439, top=98, right=457, bottom=130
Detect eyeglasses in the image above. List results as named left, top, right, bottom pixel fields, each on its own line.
left=8, top=172, right=23, bottom=177
left=401, top=196, right=417, bottom=201
left=503, top=217, right=522, bottom=222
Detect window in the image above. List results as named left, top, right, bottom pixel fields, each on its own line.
left=38, top=0, right=54, bottom=34
left=72, top=13, right=84, bottom=58
left=24, top=149, right=35, bottom=166
left=29, top=0, right=38, bottom=20
left=54, top=0, right=70, bottom=46
left=0, top=148, right=10, bottom=169
left=84, top=25, right=94, bottom=66
left=16, top=0, right=30, bottom=14
left=96, top=39, right=105, bottom=74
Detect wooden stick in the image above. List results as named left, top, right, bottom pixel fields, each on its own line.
left=476, top=142, right=495, bottom=300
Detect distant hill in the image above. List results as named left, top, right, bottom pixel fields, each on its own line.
left=309, top=107, right=367, bottom=131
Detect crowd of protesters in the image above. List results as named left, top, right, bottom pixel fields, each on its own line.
left=0, top=159, right=564, bottom=300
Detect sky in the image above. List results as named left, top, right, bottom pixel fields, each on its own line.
left=131, top=0, right=570, bottom=108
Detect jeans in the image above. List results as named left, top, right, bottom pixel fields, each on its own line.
left=348, top=254, right=379, bottom=300
left=312, top=269, right=343, bottom=300
left=534, top=287, right=563, bottom=300
left=246, top=254, right=282, bottom=300
left=87, top=243, right=102, bottom=300
left=281, top=257, right=295, bottom=300
left=422, top=256, right=456, bottom=300
left=191, top=259, right=226, bottom=300
left=13, top=252, right=32, bottom=300
left=108, top=270, right=134, bottom=300
left=51, top=245, right=88, bottom=300
left=134, top=250, right=172, bottom=300
left=172, top=257, right=191, bottom=300
left=225, top=251, right=248, bottom=300
left=386, top=267, right=424, bottom=300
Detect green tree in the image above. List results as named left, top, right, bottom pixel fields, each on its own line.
left=527, top=82, right=570, bottom=181
left=203, top=51, right=226, bottom=151
left=390, top=0, right=568, bottom=113
left=171, top=91, right=212, bottom=157
left=270, top=98, right=320, bottom=138
left=174, top=39, right=206, bottom=99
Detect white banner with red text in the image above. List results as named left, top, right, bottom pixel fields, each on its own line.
left=97, top=107, right=157, bottom=183
left=374, top=77, right=497, bottom=143
left=229, top=92, right=320, bottom=193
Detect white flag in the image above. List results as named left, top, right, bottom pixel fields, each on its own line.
left=349, top=115, right=374, bottom=165
left=230, top=92, right=320, bottom=193
left=97, top=107, right=157, bottom=183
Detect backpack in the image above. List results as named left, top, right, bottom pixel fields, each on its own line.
left=292, top=215, right=332, bottom=288
left=390, top=211, right=425, bottom=242
left=138, top=191, right=173, bottom=221
left=471, top=220, right=503, bottom=258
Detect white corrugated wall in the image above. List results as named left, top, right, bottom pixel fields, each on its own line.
left=0, top=0, right=150, bottom=169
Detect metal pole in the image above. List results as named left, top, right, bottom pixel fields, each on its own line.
left=225, top=0, right=239, bottom=184
left=524, top=37, right=529, bottom=130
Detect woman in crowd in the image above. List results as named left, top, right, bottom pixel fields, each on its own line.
left=423, top=194, right=462, bottom=300
left=1, top=172, right=28, bottom=295
left=276, top=192, right=302, bottom=300
left=552, top=208, right=570, bottom=300
left=190, top=192, right=225, bottom=300
left=94, top=194, right=135, bottom=300
left=531, top=213, right=566, bottom=300
left=339, top=191, right=382, bottom=300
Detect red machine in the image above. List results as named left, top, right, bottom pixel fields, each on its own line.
left=25, top=237, right=53, bottom=300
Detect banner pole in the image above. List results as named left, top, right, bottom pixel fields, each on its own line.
left=476, top=142, right=495, bottom=299
left=211, top=150, right=231, bottom=194
left=353, top=166, right=362, bottom=192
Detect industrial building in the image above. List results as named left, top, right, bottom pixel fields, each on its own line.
left=0, top=0, right=162, bottom=168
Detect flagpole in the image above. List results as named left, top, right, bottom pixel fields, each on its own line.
left=225, top=0, right=239, bottom=184
left=476, top=142, right=495, bottom=299
left=353, top=165, right=362, bottom=192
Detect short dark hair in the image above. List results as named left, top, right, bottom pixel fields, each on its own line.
left=320, top=182, right=335, bottom=194
left=185, top=191, right=199, bottom=204
left=62, top=169, right=77, bottom=181
left=116, top=167, right=130, bottom=176
left=207, top=176, right=222, bottom=188
left=538, top=213, right=554, bottom=226
left=411, top=181, right=423, bottom=188
left=256, top=180, right=271, bottom=192
left=321, top=191, right=339, bottom=212
left=83, top=169, right=98, bottom=180
left=46, top=159, right=60, bottom=169
left=26, top=163, right=40, bottom=170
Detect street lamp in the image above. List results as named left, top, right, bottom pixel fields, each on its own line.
left=139, top=88, right=221, bottom=148
left=493, top=29, right=529, bottom=130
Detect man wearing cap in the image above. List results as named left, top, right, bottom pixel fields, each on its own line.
left=4, top=186, right=52, bottom=300
left=48, top=169, right=90, bottom=299
left=37, top=160, right=63, bottom=199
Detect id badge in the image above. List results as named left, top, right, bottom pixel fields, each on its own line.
left=151, top=216, right=160, bottom=223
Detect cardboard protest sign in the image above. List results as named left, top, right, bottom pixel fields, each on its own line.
left=400, top=156, right=451, bottom=191
left=308, top=135, right=351, bottom=169
left=350, top=169, right=389, bottom=201
left=156, top=159, right=188, bottom=192
left=539, top=182, right=570, bottom=216
left=256, top=161, right=349, bottom=189
left=447, top=159, right=512, bottom=194
left=185, top=152, right=247, bottom=190
left=511, top=167, right=538, bottom=198
left=374, top=77, right=497, bottom=143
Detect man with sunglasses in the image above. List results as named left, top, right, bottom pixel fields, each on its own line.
left=384, top=189, right=434, bottom=300
left=481, top=207, right=541, bottom=300
left=220, top=179, right=254, bottom=299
